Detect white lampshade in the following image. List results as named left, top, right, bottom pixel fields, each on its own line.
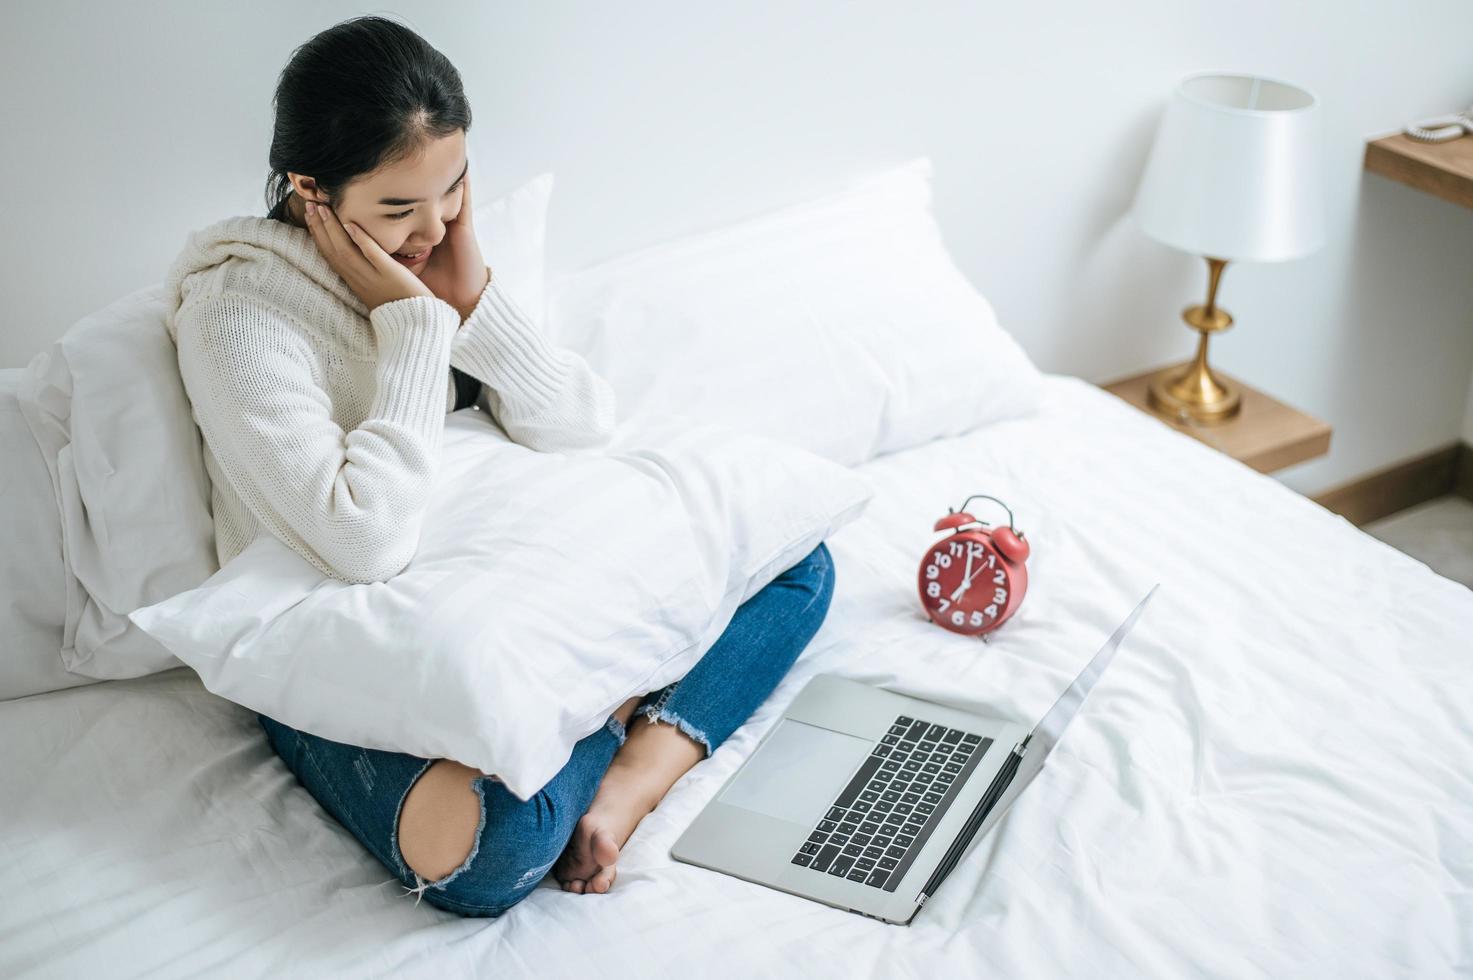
left=1132, top=72, right=1324, bottom=262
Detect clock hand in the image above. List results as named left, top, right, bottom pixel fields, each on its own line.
left=950, top=559, right=990, bottom=600
left=951, top=550, right=974, bottom=601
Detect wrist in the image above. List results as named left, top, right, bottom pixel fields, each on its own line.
left=457, top=266, right=493, bottom=323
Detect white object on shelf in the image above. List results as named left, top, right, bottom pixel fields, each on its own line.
left=1403, top=106, right=1473, bottom=143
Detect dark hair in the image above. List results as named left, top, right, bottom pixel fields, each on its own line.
left=264, top=15, right=472, bottom=214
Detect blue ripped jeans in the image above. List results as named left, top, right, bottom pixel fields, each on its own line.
left=256, top=541, right=836, bottom=918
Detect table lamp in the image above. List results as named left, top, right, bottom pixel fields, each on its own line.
left=1131, top=72, right=1324, bottom=423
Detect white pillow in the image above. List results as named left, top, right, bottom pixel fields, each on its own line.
left=545, top=156, right=1044, bottom=467
left=14, top=173, right=557, bottom=683
left=469, top=169, right=553, bottom=325
left=17, top=283, right=217, bottom=681
left=128, top=412, right=872, bottom=801
left=0, top=370, right=95, bottom=700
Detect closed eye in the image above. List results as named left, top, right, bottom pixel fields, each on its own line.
left=387, top=178, right=464, bottom=220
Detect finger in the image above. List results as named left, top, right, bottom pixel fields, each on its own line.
left=341, top=219, right=398, bottom=274
left=306, top=202, right=353, bottom=274
left=443, top=168, right=472, bottom=232
left=316, top=205, right=362, bottom=266
left=336, top=220, right=375, bottom=267
left=304, top=201, right=333, bottom=255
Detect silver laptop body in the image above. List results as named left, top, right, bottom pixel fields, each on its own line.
left=670, top=586, right=1158, bottom=925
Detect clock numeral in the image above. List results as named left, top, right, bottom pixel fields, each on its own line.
left=985, top=554, right=996, bottom=568
left=933, top=552, right=952, bottom=569
left=985, top=604, right=999, bottom=618
left=937, top=598, right=950, bottom=612
left=969, top=542, right=985, bottom=558
left=994, top=587, right=1007, bottom=604
left=970, top=610, right=984, bottom=627
left=949, top=541, right=964, bottom=557
left=926, top=564, right=939, bottom=580
left=993, top=570, right=1006, bottom=585
left=951, top=610, right=965, bottom=626
left=926, top=581, right=941, bottom=598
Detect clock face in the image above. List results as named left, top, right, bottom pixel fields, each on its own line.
left=918, top=534, right=1012, bottom=634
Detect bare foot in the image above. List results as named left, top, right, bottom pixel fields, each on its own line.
left=554, top=710, right=706, bottom=894
left=551, top=695, right=643, bottom=894
left=553, top=757, right=664, bottom=893
left=554, top=813, right=624, bottom=894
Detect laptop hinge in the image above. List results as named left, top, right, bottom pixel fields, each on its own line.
left=914, top=742, right=1025, bottom=907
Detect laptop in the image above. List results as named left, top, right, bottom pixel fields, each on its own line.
left=670, top=585, right=1159, bottom=925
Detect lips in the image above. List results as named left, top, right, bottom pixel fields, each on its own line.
left=388, top=249, right=430, bottom=268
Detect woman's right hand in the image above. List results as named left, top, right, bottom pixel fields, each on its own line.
left=305, top=201, right=435, bottom=313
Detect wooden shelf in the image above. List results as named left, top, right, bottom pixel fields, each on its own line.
left=1102, top=366, right=1331, bottom=474
left=1364, top=133, right=1473, bottom=210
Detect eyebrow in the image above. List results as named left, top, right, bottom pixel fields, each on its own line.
left=376, top=159, right=469, bottom=206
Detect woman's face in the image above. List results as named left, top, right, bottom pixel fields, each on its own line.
left=287, top=129, right=467, bottom=275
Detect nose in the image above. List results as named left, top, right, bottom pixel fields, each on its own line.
left=413, top=203, right=457, bottom=248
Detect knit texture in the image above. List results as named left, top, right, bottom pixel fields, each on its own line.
left=163, top=214, right=616, bottom=584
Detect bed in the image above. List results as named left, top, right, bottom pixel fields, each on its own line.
left=4, top=367, right=1469, bottom=979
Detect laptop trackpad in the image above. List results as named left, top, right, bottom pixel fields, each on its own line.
left=717, top=718, right=875, bottom=825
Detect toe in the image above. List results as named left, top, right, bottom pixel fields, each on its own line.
left=591, top=863, right=617, bottom=893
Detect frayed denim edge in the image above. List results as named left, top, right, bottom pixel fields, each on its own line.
left=634, top=694, right=714, bottom=759
left=605, top=713, right=628, bottom=747
left=394, top=763, right=491, bottom=908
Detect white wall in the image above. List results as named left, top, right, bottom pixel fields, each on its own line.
left=1464, top=372, right=1473, bottom=444
left=4, top=0, right=1472, bottom=494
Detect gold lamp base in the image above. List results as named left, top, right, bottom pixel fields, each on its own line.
left=1145, top=256, right=1242, bottom=425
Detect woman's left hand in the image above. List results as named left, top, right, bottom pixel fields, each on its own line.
left=418, top=165, right=491, bottom=322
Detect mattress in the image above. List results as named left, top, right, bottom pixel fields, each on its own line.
left=3, top=375, right=1469, bottom=978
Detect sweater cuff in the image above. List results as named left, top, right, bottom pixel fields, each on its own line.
left=449, top=277, right=569, bottom=409
left=367, top=295, right=459, bottom=431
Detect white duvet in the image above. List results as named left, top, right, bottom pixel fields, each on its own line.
left=3, top=376, right=1470, bottom=979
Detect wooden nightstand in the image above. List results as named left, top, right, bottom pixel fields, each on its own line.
left=1101, top=366, right=1332, bottom=474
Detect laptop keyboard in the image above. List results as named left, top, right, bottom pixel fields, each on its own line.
left=789, top=714, right=993, bottom=892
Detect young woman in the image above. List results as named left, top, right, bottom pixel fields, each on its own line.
left=164, top=15, right=836, bottom=918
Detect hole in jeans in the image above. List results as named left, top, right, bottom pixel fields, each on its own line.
left=395, top=760, right=487, bottom=895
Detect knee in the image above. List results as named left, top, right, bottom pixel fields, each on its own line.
left=397, top=759, right=484, bottom=883
left=783, top=541, right=836, bottom=614
left=397, top=764, right=572, bottom=917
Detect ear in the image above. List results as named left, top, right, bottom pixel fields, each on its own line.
left=286, top=172, right=329, bottom=204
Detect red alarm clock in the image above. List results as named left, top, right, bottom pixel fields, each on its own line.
left=917, top=494, right=1030, bottom=637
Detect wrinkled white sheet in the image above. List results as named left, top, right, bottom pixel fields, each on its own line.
left=3, top=375, right=1470, bottom=979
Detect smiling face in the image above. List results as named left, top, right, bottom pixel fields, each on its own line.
left=284, top=128, right=467, bottom=274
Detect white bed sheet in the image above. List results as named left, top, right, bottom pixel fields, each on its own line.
left=3, top=375, right=1469, bottom=979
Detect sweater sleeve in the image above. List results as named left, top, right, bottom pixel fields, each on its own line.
left=448, top=273, right=617, bottom=453
left=174, top=291, right=460, bottom=584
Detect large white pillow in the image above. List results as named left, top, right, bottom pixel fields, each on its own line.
left=128, top=411, right=872, bottom=801
left=14, top=173, right=556, bottom=684
left=0, top=369, right=95, bottom=700
left=545, top=156, right=1043, bottom=467
left=17, top=283, right=217, bottom=681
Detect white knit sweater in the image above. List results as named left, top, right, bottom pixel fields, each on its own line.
left=164, top=214, right=616, bottom=585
